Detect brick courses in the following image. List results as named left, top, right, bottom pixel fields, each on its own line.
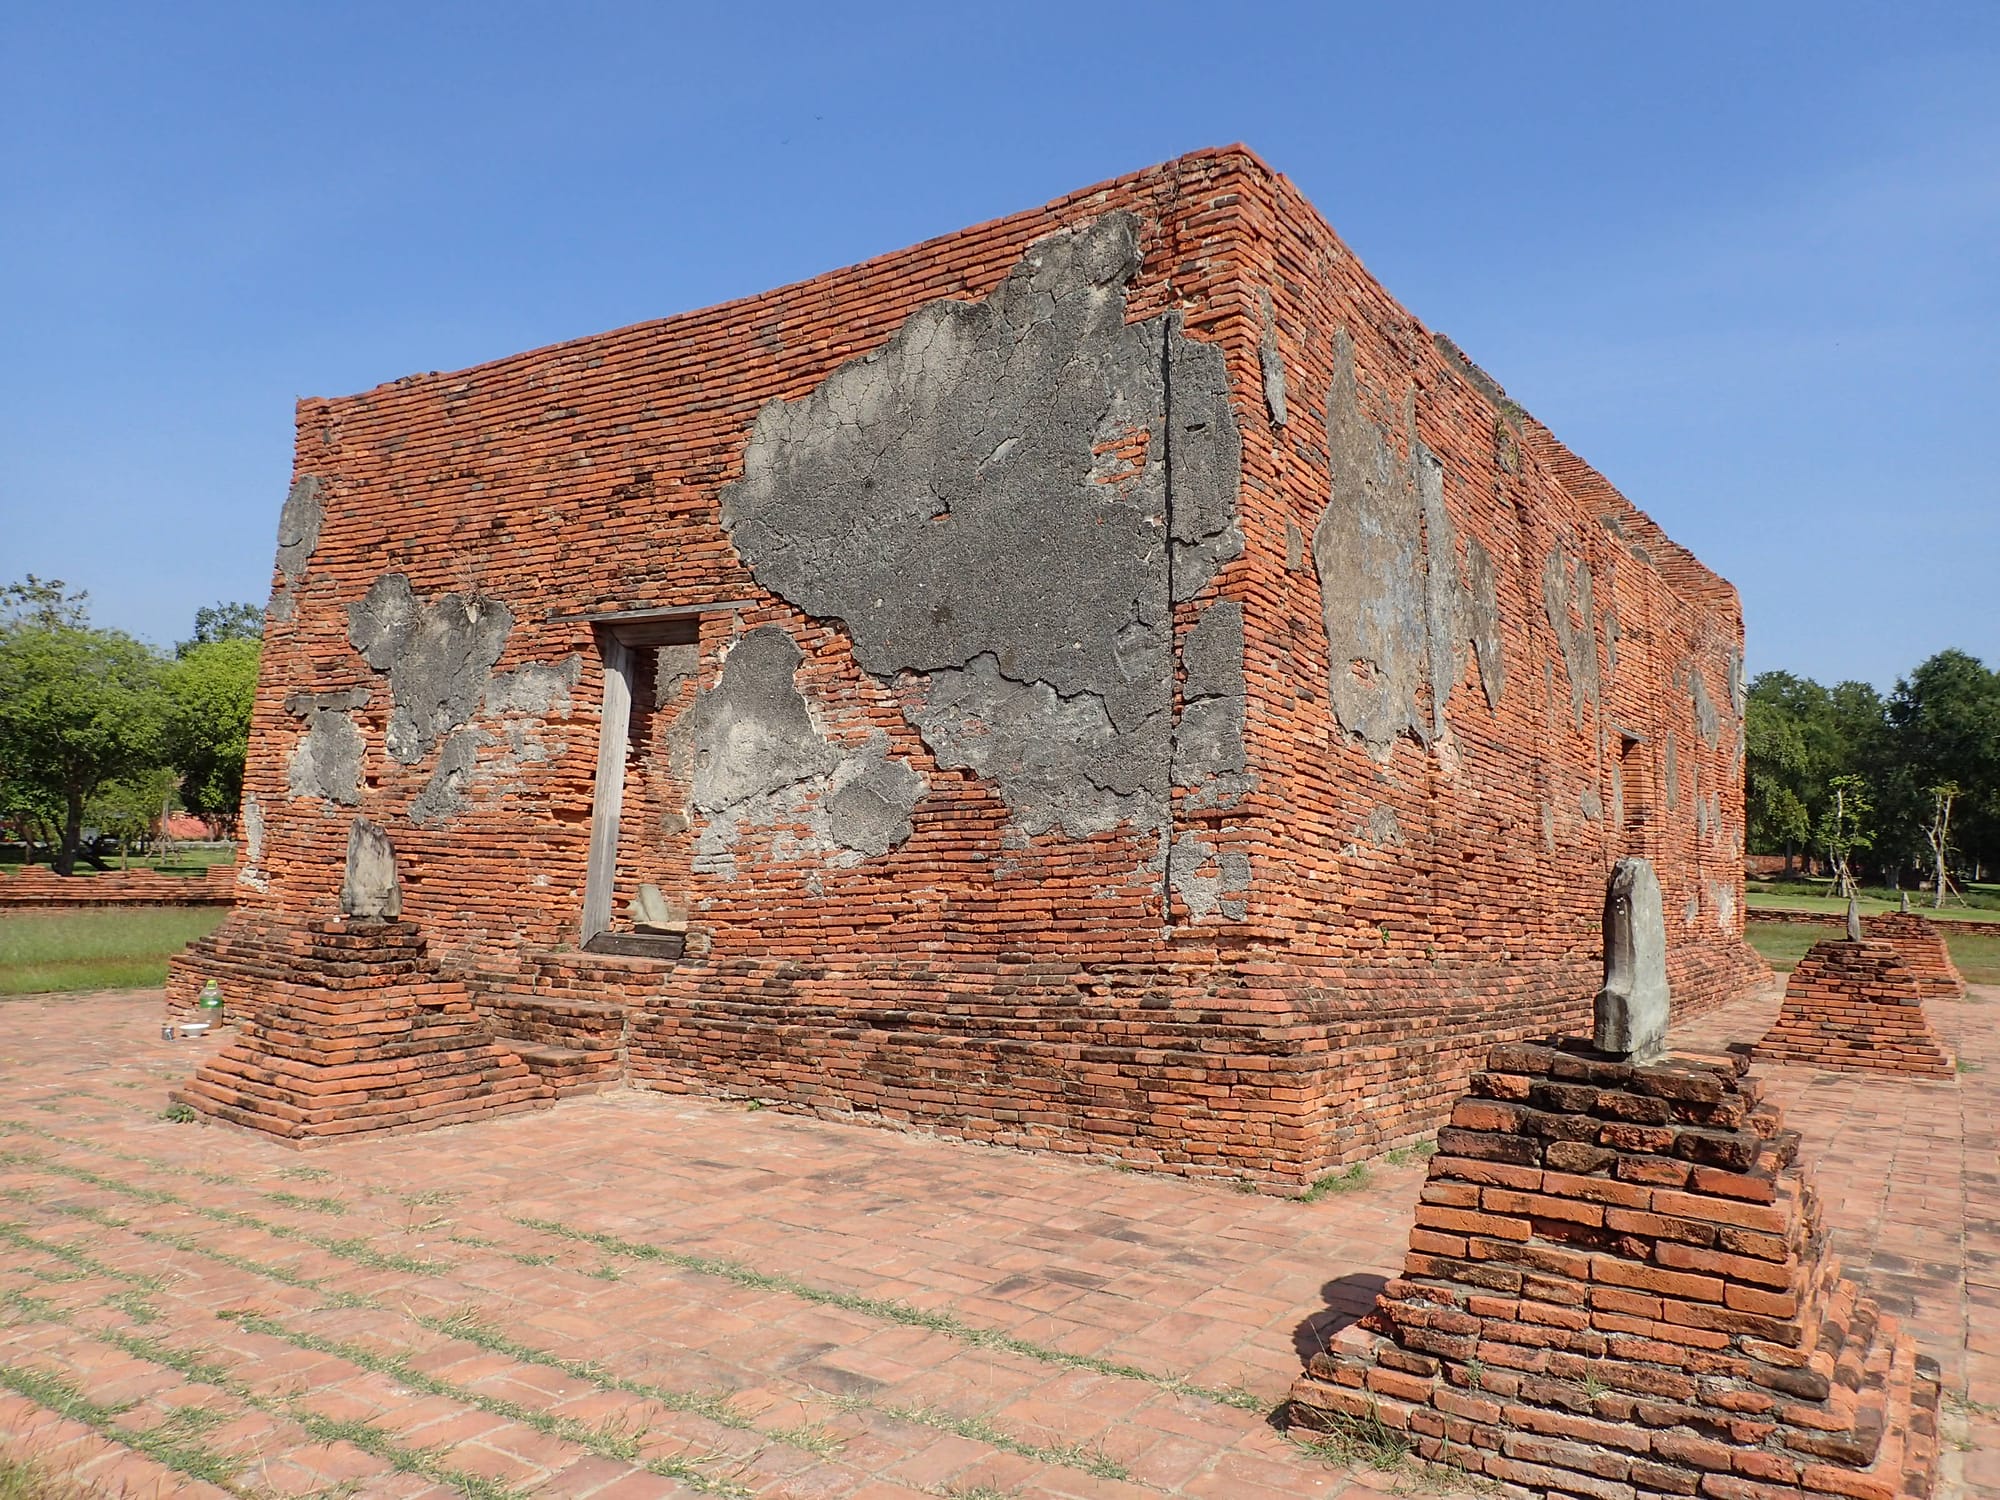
left=173, top=147, right=1764, bottom=1172
left=1287, top=1039, right=1940, bottom=1499
left=1858, top=914, right=1964, bottom=1001
left=1, top=863, right=235, bottom=907
left=1754, top=941, right=1956, bottom=1079
left=173, top=919, right=549, bottom=1141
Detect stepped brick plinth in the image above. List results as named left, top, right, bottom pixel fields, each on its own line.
left=1755, top=941, right=1955, bottom=1079
left=173, top=919, right=550, bottom=1143
left=1288, top=1039, right=1940, bottom=1500
left=1859, top=915, right=1964, bottom=1001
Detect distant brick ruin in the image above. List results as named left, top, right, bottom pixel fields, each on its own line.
left=1755, top=938, right=1957, bottom=1079
left=171, top=147, right=1764, bottom=1177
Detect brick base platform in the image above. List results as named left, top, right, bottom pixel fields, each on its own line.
left=1755, top=941, right=1956, bottom=1079
left=171, top=920, right=550, bottom=1143
left=1287, top=1038, right=1941, bottom=1500
left=1859, top=915, right=1965, bottom=1002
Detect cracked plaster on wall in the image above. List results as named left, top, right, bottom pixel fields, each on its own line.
left=1310, top=332, right=1498, bottom=760
left=1541, top=547, right=1601, bottom=731
left=669, top=626, right=924, bottom=877
left=284, top=688, right=369, bottom=805
left=271, top=476, right=325, bottom=623
left=348, top=574, right=515, bottom=765
left=719, top=211, right=1244, bottom=850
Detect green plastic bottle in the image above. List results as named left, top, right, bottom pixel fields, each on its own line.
left=198, top=979, right=224, bottom=1026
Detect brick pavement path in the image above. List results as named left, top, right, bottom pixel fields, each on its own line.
left=0, top=983, right=1992, bottom=1499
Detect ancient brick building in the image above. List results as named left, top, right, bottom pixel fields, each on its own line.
left=175, top=147, right=1764, bottom=1177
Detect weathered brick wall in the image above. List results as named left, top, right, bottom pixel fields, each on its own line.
left=197, top=147, right=1762, bottom=1179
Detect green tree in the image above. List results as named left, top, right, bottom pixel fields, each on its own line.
left=1744, top=698, right=1812, bottom=866
left=1882, top=651, right=2000, bottom=878
left=179, top=600, right=264, bottom=655
left=0, top=585, right=170, bottom=875
left=1816, top=774, right=1873, bottom=899
left=86, top=766, right=180, bottom=866
left=163, top=636, right=262, bottom=832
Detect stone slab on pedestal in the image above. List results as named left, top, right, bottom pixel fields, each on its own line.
left=1287, top=1037, right=1940, bottom=1500
left=1595, top=857, right=1669, bottom=1063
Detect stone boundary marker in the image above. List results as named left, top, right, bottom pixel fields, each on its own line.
left=1754, top=941, right=1957, bottom=1079
left=1287, top=1037, right=1940, bottom=1500
left=0, top=862, right=236, bottom=907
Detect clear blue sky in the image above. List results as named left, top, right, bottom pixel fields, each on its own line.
left=2, top=2, right=1993, bottom=691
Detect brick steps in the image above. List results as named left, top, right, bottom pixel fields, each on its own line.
left=1286, top=1038, right=1941, bottom=1500
left=175, top=919, right=552, bottom=1143
left=468, top=947, right=666, bottom=1096
left=1859, top=915, right=1964, bottom=1002
left=1755, top=941, right=1955, bottom=1079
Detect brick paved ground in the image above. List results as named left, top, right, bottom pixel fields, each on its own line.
left=0, top=982, right=1992, bottom=1499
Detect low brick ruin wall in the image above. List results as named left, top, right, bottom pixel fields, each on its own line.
left=0, top=864, right=237, bottom=908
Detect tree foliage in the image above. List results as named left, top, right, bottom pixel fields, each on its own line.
left=164, top=636, right=262, bottom=825
left=0, top=583, right=263, bottom=870
left=0, top=609, right=169, bottom=873
left=1746, top=650, right=2000, bottom=888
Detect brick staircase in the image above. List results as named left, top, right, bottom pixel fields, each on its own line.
left=471, top=948, right=682, bottom=1097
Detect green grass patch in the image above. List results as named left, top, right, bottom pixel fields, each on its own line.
left=0, top=907, right=227, bottom=995
left=1744, top=890, right=2000, bottom=924
left=0, top=1452, right=98, bottom=1500
left=1746, top=919, right=2000, bottom=984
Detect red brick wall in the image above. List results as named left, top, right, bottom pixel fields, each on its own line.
left=211, top=148, right=1762, bottom=1181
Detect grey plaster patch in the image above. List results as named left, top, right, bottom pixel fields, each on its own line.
left=1581, top=784, right=1604, bottom=823
left=1362, top=804, right=1404, bottom=846
left=1417, top=442, right=1468, bottom=741
left=1604, top=609, right=1621, bottom=676
left=1691, top=667, right=1719, bottom=748
left=1709, top=879, right=1737, bottom=932
left=340, top=818, right=402, bottom=920
left=1728, top=648, right=1745, bottom=715
left=719, top=211, right=1242, bottom=845
left=1685, top=892, right=1701, bottom=924
left=271, top=476, right=325, bottom=622
left=656, top=643, right=699, bottom=704
left=348, top=574, right=515, bottom=764
left=1257, top=289, right=1288, bottom=428
left=284, top=689, right=369, bottom=805
left=1540, top=800, right=1556, bottom=853
left=1465, top=535, right=1505, bottom=709
left=1541, top=547, right=1600, bottom=730
left=1173, top=600, right=1251, bottom=806
left=670, top=627, right=925, bottom=873
left=1663, top=731, right=1681, bottom=811
left=913, top=655, right=1154, bottom=838
left=410, top=728, right=483, bottom=827
left=236, top=793, right=269, bottom=892
left=1167, top=832, right=1250, bottom=922
left=1312, top=330, right=1426, bottom=755
left=825, top=739, right=926, bottom=858
left=485, top=656, right=581, bottom=717
left=1284, top=520, right=1305, bottom=573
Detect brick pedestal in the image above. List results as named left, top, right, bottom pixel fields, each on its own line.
left=172, top=920, right=550, bottom=1143
left=1755, top=942, right=1955, bottom=1079
left=1287, top=1039, right=1940, bottom=1500
left=1858, top=915, right=1964, bottom=1001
